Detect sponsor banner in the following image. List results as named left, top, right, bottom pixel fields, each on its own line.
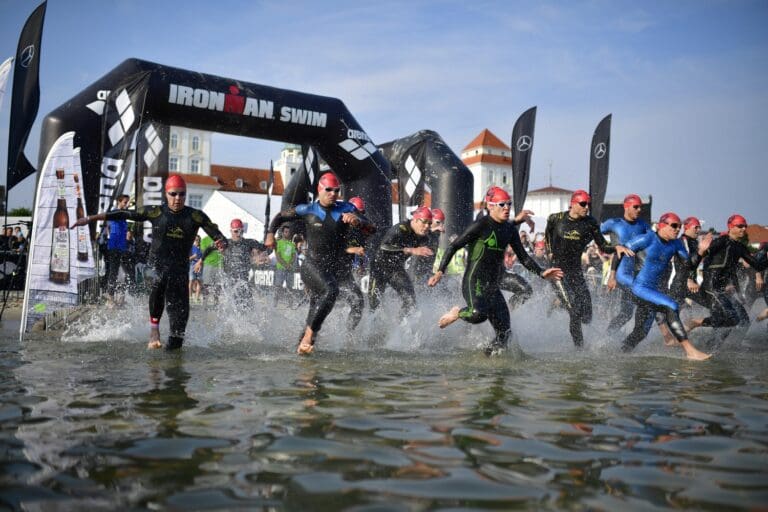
left=20, top=132, right=96, bottom=336
left=589, top=114, right=611, bottom=222
left=134, top=122, right=168, bottom=242
left=251, top=269, right=303, bottom=290
left=511, top=106, right=536, bottom=215
left=97, top=72, right=151, bottom=219
left=7, top=2, right=46, bottom=191
left=0, top=57, right=12, bottom=107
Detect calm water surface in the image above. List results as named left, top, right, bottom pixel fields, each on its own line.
left=1, top=304, right=767, bottom=511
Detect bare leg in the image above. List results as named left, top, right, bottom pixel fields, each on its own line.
left=297, top=326, right=316, bottom=355
left=148, top=325, right=162, bottom=350
left=679, top=339, right=711, bottom=361
left=658, top=323, right=677, bottom=346
left=685, top=317, right=704, bottom=333
left=438, top=306, right=461, bottom=328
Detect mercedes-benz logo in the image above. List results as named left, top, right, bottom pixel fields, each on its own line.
left=19, top=45, right=35, bottom=68
left=594, top=142, right=607, bottom=159
left=516, top=135, right=532, bottom=152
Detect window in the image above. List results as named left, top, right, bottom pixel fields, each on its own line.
left=190, top=159, right=200, bottom=174
left=169, top=157, right=178, bottom=171
left=289, top=167, right=296, bottom=176
left=191, top=136, right=200, bottom=151
left=502, top=173, right=508, bottom=185
left=188, top=194, right=203, bottom=209
left=236, top=178, right=244, bottom=188
left=170, top=133, right=178, bottom=149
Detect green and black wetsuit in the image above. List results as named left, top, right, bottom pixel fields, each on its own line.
left=438, top=215, right=544, bottom=352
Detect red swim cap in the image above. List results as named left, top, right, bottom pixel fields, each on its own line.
left=534, top=240, right=546, bottom=249
left=485, top=186, right=511, bottom=204
left=431, top=208, right=445, bottom=222
left=571, top=189, right=591, bottom=204
left=348, top=197, right=365, bottom=212
left=683, top=216, right=701, bottom=230
left=623, top=194, right=642, bottom=208
left=411, top=206, right=433, bottom=221
left=165, top=174, right=186, bottom=191
left=658, top=212, right=681, bottom=226
left=727, top=214, right=747, bottom=229
left=230, top=218, right=244, bottom=229
left=317, top=173, right=340, bottom=193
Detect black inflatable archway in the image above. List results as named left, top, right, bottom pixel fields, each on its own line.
left=38, top=58, right=393, bottom=232
left=380, top=130, right=474, bottom=247
left=282, top=131, right=474, bottom=249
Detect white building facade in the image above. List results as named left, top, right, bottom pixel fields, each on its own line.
left=460, top=129, right=514, bottom=206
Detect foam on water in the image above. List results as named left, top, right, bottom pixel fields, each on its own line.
left=56, top=279, right=767, bottom=362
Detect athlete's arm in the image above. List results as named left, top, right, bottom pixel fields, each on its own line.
left=437, top=219, right=484, bottom=274
left=198, top=211, right=227, bottom=251
left=589, top=219, right=618, bottom=255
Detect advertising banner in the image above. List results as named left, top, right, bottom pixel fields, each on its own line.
left=20, top=132, right=96, bottom=336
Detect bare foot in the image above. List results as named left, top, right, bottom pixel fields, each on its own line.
left=680, top=340, right=711, bottom=361
left=148, top=328, right=161, bottom=350
left=663, top=336, right=677, bottom=346
left=297, top=328, right=315, bottom=355
left=756, top=309, right=768, bottom=322
left=438, top=306, right=461, bottom=328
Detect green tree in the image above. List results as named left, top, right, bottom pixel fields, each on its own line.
left=8, top=207, right=33, bottom=216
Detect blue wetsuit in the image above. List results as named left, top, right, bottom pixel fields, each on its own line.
left=600, top=217, right=652, bottom=333
left=621, top=232, right=699, bottom=351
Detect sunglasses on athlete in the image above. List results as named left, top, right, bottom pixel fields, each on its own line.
left=577, top=201, right=590, bottom=208
left=324, top=187, right=341, bottom=193
left=489, top=201, right=512, bottom=208
left=733, top=224, right=747, bottom=229
left=415, top=218, right=432, bottom=225
left=167, top=191, right=186, bottom=197
left=631, top=205, right=642, bottom=210
left=231, top=229, right=242, bottom=233
left=667, top=223, right=680, bottom=230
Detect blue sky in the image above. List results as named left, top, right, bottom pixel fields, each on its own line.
left=1, top=0, right=767, bottom=228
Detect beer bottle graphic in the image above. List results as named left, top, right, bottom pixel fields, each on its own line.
left=74, top=174, right=88, bottom=262
left=50, top=168, right=70, bottom=283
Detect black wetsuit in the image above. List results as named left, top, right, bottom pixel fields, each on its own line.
left=699, top=236, right=768, bottom=330
left=408, top=230, right=441, bottom=287
left=545, top=211, right=617, bottom=347
left=499, top=269, right=533, bottom=310
left=202, top=237, right=265, bottom=305
left=370, top=221, right=430, bottom=314
left=105, top=204, right=225, bottom=349
left=338, top=216, right=374, bottom=331
left=270, top=201, right=372, bottom=335
left=668, top=234, right=705, bottom=305
left=439, top=215, right=544, bottom=353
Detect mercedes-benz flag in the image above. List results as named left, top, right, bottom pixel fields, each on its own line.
left=7, top=1, right=47, bottom=191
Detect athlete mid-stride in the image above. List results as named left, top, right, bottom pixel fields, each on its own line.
left=265, top=172, right=374, bottom=355
left=686, top=214, right=768, bottom=336
left=429, top=187, right=563, bottom=356
left=545, top=190, right=633, bottom=348
left=600, top=194, right=653, bottom=334
left=619, top=212, right=713, bottom=360
left=72, top=175, right=227, bottom=350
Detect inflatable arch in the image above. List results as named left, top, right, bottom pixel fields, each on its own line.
left=37, top=58, right=393, bottom=232
left=282, top=131, right=474, bottom=249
